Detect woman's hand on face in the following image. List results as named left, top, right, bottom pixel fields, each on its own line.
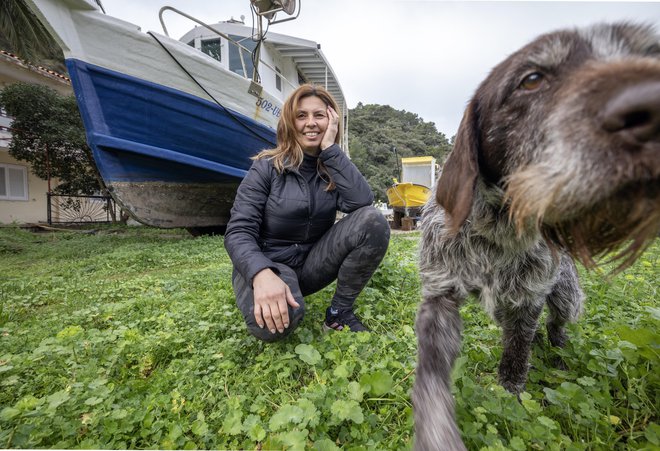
left=252, top=268, right=300, bottom=334
left=320, top=106, right=339, bottom=151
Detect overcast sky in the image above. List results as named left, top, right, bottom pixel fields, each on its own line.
left=100, top=0, right=660, bottom=138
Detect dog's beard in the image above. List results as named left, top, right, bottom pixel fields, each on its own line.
left=506, top=175, right=660, bottom=271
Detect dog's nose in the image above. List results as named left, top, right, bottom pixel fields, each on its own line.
left=601, top=81, right=660, bottom=143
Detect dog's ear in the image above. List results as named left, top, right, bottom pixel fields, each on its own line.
left=436, top=100, right=479, bottom=233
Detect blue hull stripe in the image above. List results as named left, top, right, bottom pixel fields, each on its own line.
left=93, top=134, right=248, bottom=179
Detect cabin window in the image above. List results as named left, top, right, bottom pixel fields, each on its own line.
left=275, top=67, right=282, bottom=91
left=228, top=34, right=256, bottom=78
left=201, top=38, right=222, bottom=61
left=0, top=163, right=28, bottom=201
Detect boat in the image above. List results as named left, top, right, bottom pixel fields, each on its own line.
left=386, top=182, right=431, bottom=209
left=25, top=0, right=346, bottom=233
left=386, top=156, right=436, bottom=229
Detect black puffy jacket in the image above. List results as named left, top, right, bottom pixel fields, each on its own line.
left=224, top=144, right=374, bottom=283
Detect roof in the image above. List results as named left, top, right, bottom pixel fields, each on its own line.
left=0, top=50, right=71, bottom=85
left=402, top=156, right=436, bottom=164
left=267, top=36, right=345, bottom=113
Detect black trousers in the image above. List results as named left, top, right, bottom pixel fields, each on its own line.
left=232, top=206, right=390, bottom=342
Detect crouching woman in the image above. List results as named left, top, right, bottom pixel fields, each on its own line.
left=224, top=84, right=390, bottom=342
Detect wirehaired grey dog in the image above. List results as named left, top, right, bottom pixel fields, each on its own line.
left=413, top=22, right=660, bottom=450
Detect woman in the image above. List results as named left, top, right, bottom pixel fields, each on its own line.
left=224, top=84, right=390, bottom=342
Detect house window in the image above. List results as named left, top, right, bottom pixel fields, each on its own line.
left=275, top=67, right=282, bottom=91
left=201, top=38, right=222, bottom=61
left=0, top=163, right=28, bottom=201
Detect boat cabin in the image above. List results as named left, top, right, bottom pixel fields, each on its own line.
left=179, top=19, right=346, bottom=122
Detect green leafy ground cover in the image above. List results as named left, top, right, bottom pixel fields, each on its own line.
left=0, top=226, right=657, bottom=450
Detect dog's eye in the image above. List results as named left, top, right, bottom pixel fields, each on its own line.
left=519, top=72, right=545, bottom=91
left=645, top=43, right=660, bottom=56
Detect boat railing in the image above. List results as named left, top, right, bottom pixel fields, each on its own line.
left=158, top=6, right=298, bottom=91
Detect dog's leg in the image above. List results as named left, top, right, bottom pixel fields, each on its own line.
left=413, top=293, right=467, bottom=451
left=495, top=301, right=544, bottom=394
left=546, top=255, right=584, bottom=348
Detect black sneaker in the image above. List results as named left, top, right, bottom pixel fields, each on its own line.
left=323, top=307, right=369, bottom=332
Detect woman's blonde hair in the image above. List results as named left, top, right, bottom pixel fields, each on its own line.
left=254, top=84, right=342, bottom=190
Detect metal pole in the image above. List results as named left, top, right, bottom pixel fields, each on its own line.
left=47, top=192, right=52, bottom=225
left=45, top=144, right=51, bottom=194
left=392, top=146, right=401, bottom=180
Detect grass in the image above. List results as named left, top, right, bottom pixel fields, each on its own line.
left=0, top=225, right=657, bottom=450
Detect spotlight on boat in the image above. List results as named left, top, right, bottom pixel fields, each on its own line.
left=251, top=0, right=298, bottom=21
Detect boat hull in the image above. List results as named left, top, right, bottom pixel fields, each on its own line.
left=386, top=182, right=431, bottom=209
left=110, top=181, right=238, bottom=228
left=67, top=58, right=276, bottom=228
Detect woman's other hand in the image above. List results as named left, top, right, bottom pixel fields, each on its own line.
left=252, top=268, right=300, bottom=334
left=320, top=106, right=339, bottom=150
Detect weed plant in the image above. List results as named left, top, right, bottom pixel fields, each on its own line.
left=0, top=226, right=657, bottom=450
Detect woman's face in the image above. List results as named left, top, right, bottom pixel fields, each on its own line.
left=294, top=95, right=329, bottom=155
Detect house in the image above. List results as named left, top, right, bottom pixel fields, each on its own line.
left=0, top=50, right=72, bottom=224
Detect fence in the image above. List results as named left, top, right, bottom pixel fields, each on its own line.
left=47, top=193, right=118, bottom=224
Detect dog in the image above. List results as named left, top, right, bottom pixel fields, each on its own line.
left=413, top=22, right=660, bottom=450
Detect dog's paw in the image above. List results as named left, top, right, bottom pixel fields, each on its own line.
left=547, top=326, right=569, bottom=348
left=499, top=379, right=526, bottom=396
left=551, top=355, right=569, bottom=371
